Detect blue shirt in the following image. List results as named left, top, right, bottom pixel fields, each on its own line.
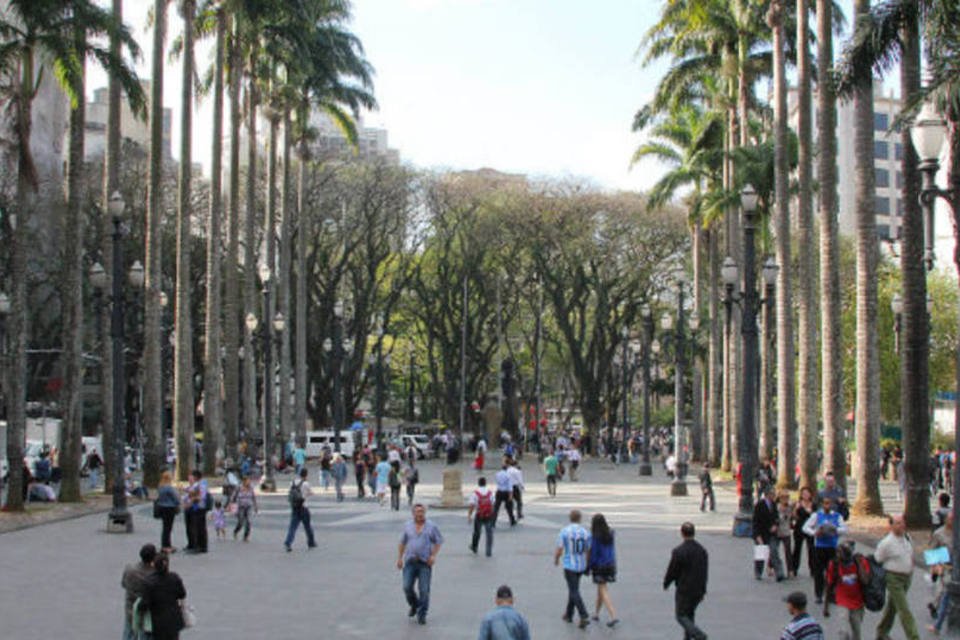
left=293, top=448, right=306, bottom=466
left=590, top=532, right=616, bottom=570
left=400, top=519, right=444, bottom=563
left=477, top=605, right=531, bottom=640
left=495, top=469, right=512, bottom=492
left=557, top=524, right=591, bottom=572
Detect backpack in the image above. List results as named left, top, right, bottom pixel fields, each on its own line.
left=859, top=553, right=886, bottom=612
left=475, top=490, right=494, bottom=519
left=288, top=480, right=305, bottom=508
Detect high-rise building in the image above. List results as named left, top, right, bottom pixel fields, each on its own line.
left=307, top=112, right=399, bottom=163
left=83, top=81, right=172, bottom=160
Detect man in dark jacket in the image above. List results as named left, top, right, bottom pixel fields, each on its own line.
left=663, top=521, right=708, bottom=640
left=753, top=486, right=785, bottom=581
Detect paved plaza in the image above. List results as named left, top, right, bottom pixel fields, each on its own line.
left=0, top=458, right=940, bottom=638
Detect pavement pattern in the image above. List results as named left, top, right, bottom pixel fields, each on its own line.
left=0, top=457, right=942, bottom=639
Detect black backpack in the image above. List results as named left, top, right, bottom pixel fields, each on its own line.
left=288, top=480, right=305, bottom=508
left=859, top=553, right=886, bottom=612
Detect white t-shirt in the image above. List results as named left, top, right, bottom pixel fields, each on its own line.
left=507, top=466, right=524, bottom=491
left=495, top=469, right=513, bottom=492
left=567, top=449, right=581, bottom=462
left=477, top=440, right=488, bottom=453
left=388, top=449, right=401, bottom=463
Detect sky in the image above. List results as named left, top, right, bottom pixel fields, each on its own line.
left=86, top=0, right=866, bottom=194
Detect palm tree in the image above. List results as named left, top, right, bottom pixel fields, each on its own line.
left=173, top=0, right=197, bottom=481
left=794, top=0, right=817, bottom=491
left=142, top=0, right=168, bottom=488
left=851, top=0, right=883, bottom=515
left=0, top=0, right=142, bottom=508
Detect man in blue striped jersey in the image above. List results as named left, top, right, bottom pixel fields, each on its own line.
left=554, top=509, right=592, bottom=629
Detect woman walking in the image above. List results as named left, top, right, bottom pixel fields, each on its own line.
left=353, top=451, right=366, bottom=499
left=142, top=553, right=187, bottom=640
left=791, top=486, right=816, bottom=577
left=775, top=492, right=795, bottom=577
left=232, top=476, right=258, bottom=542
left=155, top=471, right=181, bottom=554
left=589, top=513, right=619, bottom=628
left=405, top=457, right=419, bottom=506
left=331, top=453, right=348, bottom=502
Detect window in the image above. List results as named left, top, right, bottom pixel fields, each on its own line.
left=877, top=224, right=891, bottom=240
left=874, top=141, right=889, bottom=159
left=875, top=196, right=891, bottom=215
left=875, top=113, right=889, bottom=131
left=896, top=171, right=904, bottom=189
left=876, top=168, right=889, bottom=188
left=895, top=143, right=904, bottom=161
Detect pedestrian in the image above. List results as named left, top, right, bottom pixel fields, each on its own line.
left=554, top=509, right=591, bottom=629
left=404, top=457, right=419, bottom=506
left=567, top=446, right=581, bottom=481
left=468, top=476, right=496, bottom=556
left=875, top=513, right=920, bottom=640
left=802, top=495, right=847, bottom=603
left=780, top=591, right=824, bottom=640
left=283, top=467, right=317, bottom=552
left=663, top=521, right=708, bottom=640
left=211, top=499, right=227, bottom=540
left=543, top=449, right=559, bottom=497
left=142, top=553, right=187, bottom=640
left=293, top=439, right=306, bottom=476
left=389, top=461, right=403, bottom=511
left=87, top=448, right=103, bottom=489
left=753, top=487, right=785, bottom=581
left=375, top=455, right=392, bottom=507
left=232, top=475, right=258, bottom=542
left=818, top=471, right=849, bottom=521
left=775, top=492, right=795, bottom=577
left=698, top=463, right=715, bottom=512
left=122, top=543, right=157, bottom=640
left=397, top=503, right=444, bottom=625
left=474, top=437, right=487, bottom=471
left=508, top=459, right=524, bottom=520
left=791, top=486, right=816, bottom=577
left=354, top=451, right=366, bottom=498
left=319, top=448, right=332, bottom=491
left=154, top=470, right=181, bottom=554
left=494, top=463, right=517, bottom=527
left=183, top=470, right=209, bottom=554
left=589, top=513, right=619, bottom=628
left=477, top=584, right=531, bottom=640
left=927, top=512, right=953, bottom=634
left=824, top=541, right=869, bottom=640
left=331, top=453, right=348, bottom=502
left=366, top=449, right=378, bottom=496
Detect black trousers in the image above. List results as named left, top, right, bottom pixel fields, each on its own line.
left=791, top=531, right=814, bottom=576
left=493, top=490, right=515, bottom=526
left=186, top=508, right=208, bottom=552
left=159, top=506, right=177, bottom=549
left=675, top=593, right=707, bottom=640
left=512, top=486, right=523, bottom=518
left=811, top=545, right=835, bottom=599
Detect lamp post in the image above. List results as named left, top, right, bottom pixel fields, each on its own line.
left=664, top=275, right=689, bottom=496
left=759, top=257, right=779, bottom=460
left=105, top=191, right=133, bottom=532
left=619, top=325, right=630, bottom=463
left=372, top=315, right=386, bottom=448
left=639, top=304, right=654, bottom=476
left=323, top=301, right=351, bottom=453
left=0, top=292, right=9, bottom=421
left=735, top=184, right=761, bottom=535
left=891, top=293, right=903, bottom=354
left=910, top=103, right=960, bottom=628
left=407, top=344, right=416, bottom=422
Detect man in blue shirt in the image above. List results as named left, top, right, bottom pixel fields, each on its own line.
left=477, top=585, right=530, bottom=640
left=554, top=509, right=591, bottom=628
left=397, top=503, right=444, bottom=625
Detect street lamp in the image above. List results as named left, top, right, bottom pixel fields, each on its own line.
left=891, top=293, right=903, bottom=354
left=324, top=300, right=348, bottom=453
left=666, top=275, right=689, bottom=497
left=620, top=325, right=631, bottom=463
left=0, top=291, right=9, bottom=421
left=910, top=103, right=960, bottom=629
left=759, top=257, right=779, bottom=460
left=258, top=264, right=278, bottom=492
left=639, top=304, right=654, bottom=476
left=106, top=191, right=133, bottom=533
left=372, top=315, right=387, bottom=449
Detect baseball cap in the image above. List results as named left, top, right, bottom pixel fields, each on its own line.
left=783, top=591, right=807, bottom=608
left=496, top=585, right=513, bottom=599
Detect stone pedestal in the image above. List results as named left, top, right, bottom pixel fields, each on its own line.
left=437, top=468, right=465, bottom=509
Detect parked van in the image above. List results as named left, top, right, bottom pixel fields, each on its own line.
left=392, top=433, right=430, bottom=459
left=305, top=431, right=356, bottom=458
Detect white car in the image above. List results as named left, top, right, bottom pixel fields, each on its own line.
left=394, top=434, right=430, bottom=459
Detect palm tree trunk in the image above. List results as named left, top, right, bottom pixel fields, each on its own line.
left=173, top=0, right=196, bottom=481
left=202, top=7, right=226, bottom=476
left=278, top=110, right=294, bottom=449
left=795, top=0, right=817, bottom=491
left=691, top=223, right=704, bottom=461
left=142, top=0, right=167, bottom=488
left=769, top=0, right=796, bottom=490
left=851, top=0, right=883, bottom=515
left=222, top=19, right=241, bottom=463
left=242, top=54, right=259, bottom=450
left=100, top=0, right=122, bottom=497
left=264, top=109, right=279, bottom=459
left=294, top=137, right=310, bottom=447
left=707, top=225, right=722, bottom=466
left=817, top=0, right=844, bottom=495
left=898, top=14, right=930, bottom=528
left=59, top=25, right=87, bottom=503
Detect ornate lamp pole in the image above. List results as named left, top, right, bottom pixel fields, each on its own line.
left=639, top=304, right=654, bottom=476
left=323, top=301, right=352, bottom=453
left=759, top=257, right=779, bottom=460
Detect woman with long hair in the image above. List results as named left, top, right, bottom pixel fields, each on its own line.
left=154, top=471, right=180, bottom=554
left=231, top=475, right=258, bottom=541
left=589, top=513, right=619, bottom=627
left=143, top=553, right=187, bottom=640
left=791, top=486, right=816, bottom=577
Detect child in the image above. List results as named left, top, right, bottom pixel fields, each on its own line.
left=211, top=500, right=227, bottom=540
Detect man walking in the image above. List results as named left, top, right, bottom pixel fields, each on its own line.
left=397, top=503, right=443, bottom=625
left=477, top=585, right=531, bottom=640
left=121, top=543, right=157, bottom=640
left=753, top=487, right=785, bottom=581
left=284, top=467, right=317, bottom=552
left=468, top=477, right=496, bottom=557
left=507, top=459, right=524, bottom=520
left=698, top=463, right=715, bottom=512
left=781, top=591, right=824, bottom=640
left=875, top=513, right=919, bottom=640
left=554, top=509, right=591, bottom=629
left=544, top=450, right=559, bottom=497
left=663, top=521, right=708, bottom=640
left=493, top=463, right=516, bottom=527
left=802, top=495, right=847, bottom=603
left=824, top=541, right=869, bottom=640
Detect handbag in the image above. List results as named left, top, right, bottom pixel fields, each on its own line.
left=152, top=500, right=161, bottom=519
left=180, top=600, right=196, bottom=628
left=753, top=544, right=770, bottom=562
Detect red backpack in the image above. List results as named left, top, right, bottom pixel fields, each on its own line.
left=475, top=490, right=494, bottom=519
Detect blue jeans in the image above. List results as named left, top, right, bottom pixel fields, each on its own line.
left=471, top=517, right=494, bottom=556
left=402, top=559, right=432, bottom=620
left=89, top=468, right=99, bottom=489
left=284, top=508, right=316, bottom=548
left=563, top=569, right=588, bottom=620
